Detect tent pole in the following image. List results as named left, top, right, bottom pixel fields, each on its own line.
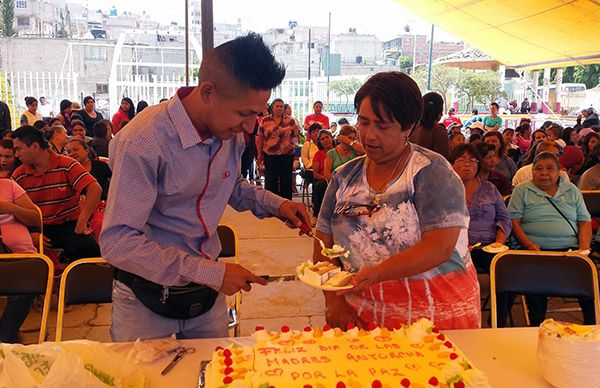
left=426, top=24, right=434, bottom=90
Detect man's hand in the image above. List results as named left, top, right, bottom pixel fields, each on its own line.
left=220, top=262, right=267, bottom=295
left=74, top=220, right=93, bottom=235
left=278, top=200, right=311, bottom=233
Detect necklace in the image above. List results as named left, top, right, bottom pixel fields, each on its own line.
left=367, top=143, right=410, bottom=206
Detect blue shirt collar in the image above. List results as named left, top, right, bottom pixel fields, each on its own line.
left=167, top=87, right=216, bottom=149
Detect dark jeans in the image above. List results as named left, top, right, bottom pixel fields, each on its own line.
left=0, top=295, right=35, bottom=343
left=241, top=149, right=255, bottom=181
left=45, top=220, right=101, bottom=263
left=525, top=295, right=596, bottom=326
left=471, top=248, right=495, bottom=275
left=312, top=180, right=328, bottom=217
left=263, top=154, right=294, bottom=200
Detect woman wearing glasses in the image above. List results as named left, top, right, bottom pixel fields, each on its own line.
left=450, top=143, right=511, bottom=274
left=315, top=72, right=481, bottom=330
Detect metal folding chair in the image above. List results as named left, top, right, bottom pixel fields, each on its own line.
left=55, top=257, right=112, bottom=341
left=217, top=224, right=241, bottom=337
left=490, top=250, right=600, bottom=328
left=0, top=253, right=54, bottom=343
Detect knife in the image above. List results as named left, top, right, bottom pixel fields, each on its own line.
left=260, top=274, right=297, bottom=282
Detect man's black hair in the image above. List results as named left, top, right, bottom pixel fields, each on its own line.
left=209, top=32, right=286, bottom=90
left=13, top=125, right=48, bottom=148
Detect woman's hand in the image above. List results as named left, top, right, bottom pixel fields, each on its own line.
left=336, top=134, right=353, bottom=146
left=339, top=266, right=379, bottom=295
left=325, top=294, right=363, bottom=329
left=525, top=243, right=541, bottom=251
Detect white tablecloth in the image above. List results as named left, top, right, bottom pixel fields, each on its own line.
left=109, top=327, right=551, bottom=387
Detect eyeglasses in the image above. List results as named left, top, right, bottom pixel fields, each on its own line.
left=336, top=202, right=382, bottom=217
left=454, top=158, right=479, bottom=165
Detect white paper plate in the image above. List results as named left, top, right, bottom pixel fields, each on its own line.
left=482, top=244, right=510, bottom=253
left=296, top=264, right=354, bottom=291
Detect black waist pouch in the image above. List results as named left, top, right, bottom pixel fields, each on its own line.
left=114, top=269, right=219, bottom=320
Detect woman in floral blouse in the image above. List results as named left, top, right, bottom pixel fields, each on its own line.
left=315, top=72, right=481, bottom=330
left=257, top=98, right=299, bottom=199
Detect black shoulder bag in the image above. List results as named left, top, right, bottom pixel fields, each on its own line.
left=546, top=197, right=578, bottom=238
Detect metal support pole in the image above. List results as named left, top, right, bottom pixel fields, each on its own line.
left=201, top=0, right=214, bottom=56
left=185, top=0, right=189, bottom=86
left=308, top=28, right=311, bottom=81
left=326, top=12, right=331, bottom=110
left=426, top=24, right=434, bottom=91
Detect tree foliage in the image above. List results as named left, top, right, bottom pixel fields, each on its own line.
left=327, top=77, right=363, bottom=103
left=537, top=65, right=600, bottom=89
left=397, top=55, right=413, bottom=69
left=411, top=65, right=502, bottom=110
left=1, top=0, right=15, bottom=37
left=458, top=71, right=502, bottom=110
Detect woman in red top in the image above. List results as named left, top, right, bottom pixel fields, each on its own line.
left=311, top=129, right=334, bottom=222
left=111, top=98, right=135, bottom=135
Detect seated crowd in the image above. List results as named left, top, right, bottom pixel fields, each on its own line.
left=2, top=83, right=600, bottom=343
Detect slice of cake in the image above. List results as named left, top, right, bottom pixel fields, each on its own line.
left=206, top=319, right=491, bottom=387
left=538, top=318, right=600, bottom=388
left=321, top=244, right=349, bottom=258
left=325, top=271, right=353, bottom=287
left=302, top=261, right=340, bottom=285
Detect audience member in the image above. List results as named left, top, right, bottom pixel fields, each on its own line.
left=515, top=122, right=532, bottom=153
left=450, top=143, right=511, bottom=274
left=449, top=132, right=465, bottom=154
left=20, top=97, right=42, bottom=126
left=508, top=151, right=593, bottom=326
left=483, top=102, right=503, bottom=131
left=464, top=108, right=483, bottom=129
left=467, top=121, right=484, bottom=137
left=323, top=124, right=365, bottom=181
left=0, top=99, right=11, bottom=134
left=38, top=96, right=53, bottom=118
left=136, top=100, right=149, bottom=115
left=484, top=130, right=517, bottom=180
left=408, top=92, right=449, bottom=159
left=303, top=101, right=329, bottom=130
left=56, top=99, right=73, bottom=134
left=311, top=129, right=334, bottom=223
left=576, top=132, right=600, bottom=175
left=442, top=107, right=462, bottom=128
left=468, top=133, right=482, bottom=144
left=257, top=99, right=299, bottom=199
left=512, top=141, right=569, bottom=187
left=112, top=98, right=135, bottom=135
left=71, top=120, right=92, bottom=143
left=301, top=123, right=321, bottom=170
left=0, top=179, right=41, bottom=343
left=0, top=139, right=20, bottom=178
left=33, top=120, right=48, bottom=132
left=45, top=125, right=69, bottom=155
left=79, top=96, right=104, bottom=137
left=66, top=138, right=111, bottom=241
left=12, top=126, right=102, bottom=262
left=477, top=142, right=511, bottom=195
left=90, top=121, right=111, bottom=158
left=555, top=125, right=584, bottom=176
left=579, top=143, right=600, bottom=190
